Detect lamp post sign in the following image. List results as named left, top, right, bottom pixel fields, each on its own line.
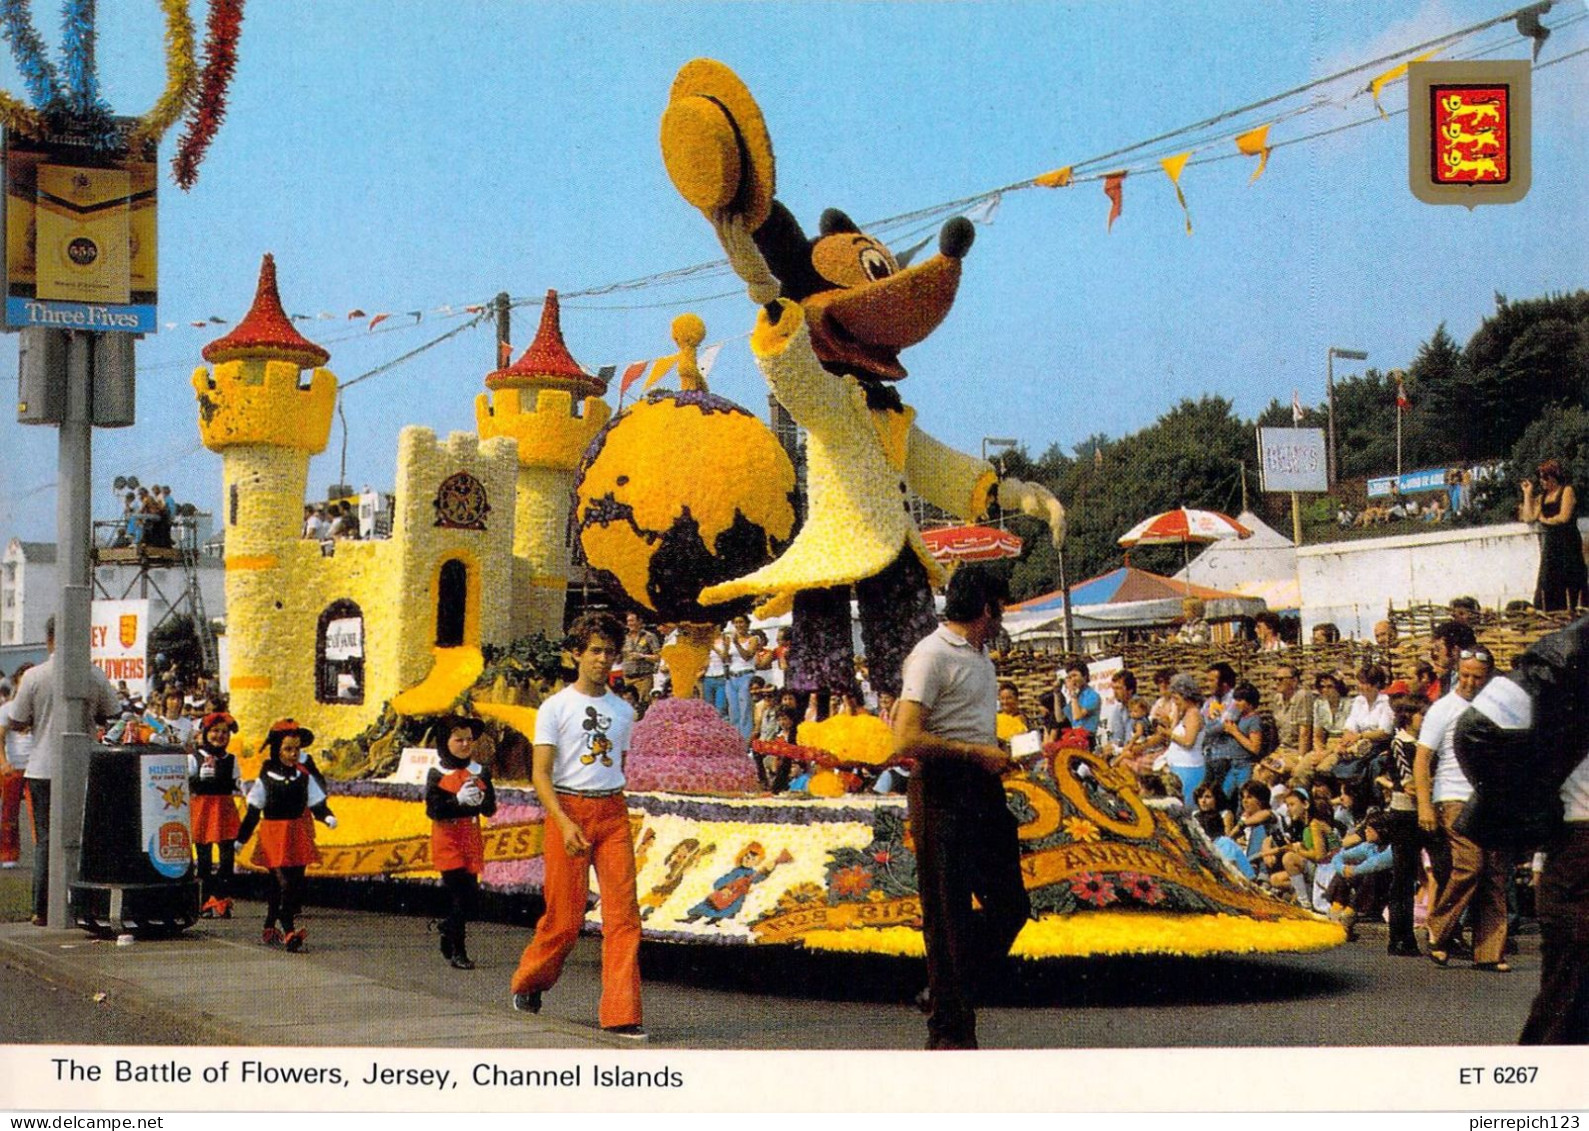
left=1, top=118, right=158, bottom=333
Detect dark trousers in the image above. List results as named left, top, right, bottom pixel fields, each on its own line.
left=908, top=770, right=1031, bottom=1050
left=26, top=778, right=49, bottom=921
left=195, top=841, right=235, bottom=901
left=1387, top=808, right=1444, bottom=949
left=1521, top=823, right=1589, bottom=1044
left=265, top=865, right=307, bottom=931
left=440, top=867, right=479, bottom=953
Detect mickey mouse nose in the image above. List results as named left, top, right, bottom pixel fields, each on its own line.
left=939, top=217, right=975, bottom=261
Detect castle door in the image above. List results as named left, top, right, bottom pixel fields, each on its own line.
left=316, top=600, right=365, bottom=704
left=436, top=558, right=467, bottom=647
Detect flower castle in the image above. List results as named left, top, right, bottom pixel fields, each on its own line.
left=193, top=255, right=608, bottom=747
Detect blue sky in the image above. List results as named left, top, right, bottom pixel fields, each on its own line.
left=2, top=0, right=1585, bottom=541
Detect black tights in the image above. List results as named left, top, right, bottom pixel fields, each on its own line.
left=265, top=866, right=306, bottom=931
left=440, top=868, right=478, bottom=951
left=195, top=840, right=235, bottom=901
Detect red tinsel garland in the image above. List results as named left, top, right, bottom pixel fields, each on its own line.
left=173, top=0, right=244, bottom=190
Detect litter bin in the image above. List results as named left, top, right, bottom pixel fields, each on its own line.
left=68, top=745, right=199, bottom=937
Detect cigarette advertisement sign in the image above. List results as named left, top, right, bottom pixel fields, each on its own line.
left=139, top=751, right=193, bottom=879
left=91, top=597, right=149, bottom=692
left=2, top=118, right=157, bottom=333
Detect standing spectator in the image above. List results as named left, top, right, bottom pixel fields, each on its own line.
left=1201, top=663, right=1238, bottom=799
left=1415, top=647, right=1510, bottom=970
left=510, top=613, right=645, bottom=1039
left=724, top=614, right=759, bottom=739
left=892, top=566, right=1027, bottom=1050
left=1099, top=669, right=1136, bottom=754
left=3, top=617, right=120, bottom=923
left=1384, top=695, right=1438, bottom=957
left=701, top=628, right=729, bottom=718
left=620, top=613, right=662, bottom=701
left=1427, top=620, right=1478, bottom=700
left=0, top=663, right=36, bottom=869
left=1520, top=460, right=1588, bottom=612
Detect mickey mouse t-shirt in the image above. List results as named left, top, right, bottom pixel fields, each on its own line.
left=534, top=685, right=636, bottom=794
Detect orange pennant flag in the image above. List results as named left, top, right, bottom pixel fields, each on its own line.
left=618, top=361, right=648, bottom=396
left=1160, top=152, right=1193, bottom=235
left=643, top=355, right=677, bottom=391
left=1035, top=166, right=1073, bottom=189
left=1368, top=50, right=1439, bottom=119
left=1103, top=171, right=1126, bottom=231
left=1235, top=125, right=1272, bottom=183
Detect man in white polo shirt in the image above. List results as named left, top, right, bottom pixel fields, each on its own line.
left=1414, top=647, right=1509, bottom=969
left=893, top=565, right=1029, bottom=1050
left=509, top=612, right=644, bottom=1040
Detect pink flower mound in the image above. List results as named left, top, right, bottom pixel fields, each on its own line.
left=625, top=698, right=759, bottom=794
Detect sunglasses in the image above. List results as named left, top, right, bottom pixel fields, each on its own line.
left=1459, top=649, right=1493, bottom=662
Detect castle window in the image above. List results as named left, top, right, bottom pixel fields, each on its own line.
left=316, top=599, right=365, bottom=705
left=229, top=483, right=239, bottom=527
left=436, top=559, right=467, bottom=647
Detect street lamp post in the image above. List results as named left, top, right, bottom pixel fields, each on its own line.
left=1326, top=347, right=1368, bottom=488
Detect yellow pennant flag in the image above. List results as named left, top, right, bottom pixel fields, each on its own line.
left=1160, top=152, right=1193, bottom=235
left=1368, top=50, right=1440, bottom=119
left=642, top=355, right=677, bottom=391
left=1035, top=166, right=1073, bottom=189
left=1235, top=125, right=1272, bottom=183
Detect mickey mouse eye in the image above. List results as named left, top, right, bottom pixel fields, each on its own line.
left=859, top=248, right=892, bottom=282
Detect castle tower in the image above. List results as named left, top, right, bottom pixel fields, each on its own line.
left=193, top=255, right=335, bottom=733
left=476, top=290, right=610, bottom=637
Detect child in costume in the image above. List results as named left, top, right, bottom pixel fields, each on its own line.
left=189, top=711, right=243, bottom=917
left=236, top=719, right=336, bottom=951
left=425, top=714, right=497, bottom=970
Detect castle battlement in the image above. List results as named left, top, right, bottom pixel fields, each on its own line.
left=475, top=386, right=611, bottom=471
left=193, top=358, right=337, bottom=453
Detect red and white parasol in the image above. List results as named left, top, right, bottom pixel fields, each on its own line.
left=1117, top=508, right=1253, bottom=548
left=921, top=524, right=1023, bottom=564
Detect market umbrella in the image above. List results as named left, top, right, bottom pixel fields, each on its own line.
left=1117, top=507, right=1252, bottom=588
left=920, top=523, right=1023, bottom=564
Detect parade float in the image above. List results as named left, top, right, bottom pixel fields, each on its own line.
left=197, top=61, right=1343, bottom=959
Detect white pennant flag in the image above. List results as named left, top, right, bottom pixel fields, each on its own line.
left=698, top=342, right=725, bottom=380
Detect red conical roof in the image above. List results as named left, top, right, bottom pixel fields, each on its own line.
left=202, top=254, right=330, bottom=368
left=486, top=290, right=606, bottom=397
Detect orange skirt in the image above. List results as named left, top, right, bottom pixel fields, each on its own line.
left=432, top=818, right=484, bottom=875
left=251, top=814, right=320, bottom=869
left=190, top=794, right=241, bottom=844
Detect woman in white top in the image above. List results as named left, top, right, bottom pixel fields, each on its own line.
left=1162, top=673, right=1206, bottom=807
left=1341, top=664, right=1394, bottom=749
left=724, top=614, right=759, bottom=740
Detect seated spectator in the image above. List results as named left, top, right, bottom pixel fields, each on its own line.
left=1233, top=779, right=1279, bottom=877
left=1336, top=505, right=1354, bottom=528
left=1174, top=598, right=1210, bottom=645
left=1196, top=809, right=1255, bottom=879
left=1254, top=611, right=1286, bottom=652
left=1321, top=812, right=1394, bottom=937
left=1269, top=791, right=1342, bottom=910
left=1422, top=493, right=1449, bottom=522
left=1295, top=672, right=1350, bottom=784
left=1311, top=622, right=1341, bottom=646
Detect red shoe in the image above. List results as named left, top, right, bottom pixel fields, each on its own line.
left=261, top=926, right=284, bottom=947
left=200, top=897, right=223, bottom=918
left=215, top=898, right=233, bottom=919
left=284, top=929, right=307, bottom=953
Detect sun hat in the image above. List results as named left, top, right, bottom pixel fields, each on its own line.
left=661, top=58, right=775, bottom=229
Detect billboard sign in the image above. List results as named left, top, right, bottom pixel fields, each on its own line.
left=2, top=118, right=157, bottom=333
left=1367, top=468, right=1451, bottom=498
left=1257, top=428, right=1328, bottom=493
left=91, top=597, right=149, bottom=692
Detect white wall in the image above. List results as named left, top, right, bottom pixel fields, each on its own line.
left=1296, top=519, right=1587, bottom=639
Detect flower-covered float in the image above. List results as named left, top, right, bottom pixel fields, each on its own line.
left=232, top=59, right=1342, bottom=959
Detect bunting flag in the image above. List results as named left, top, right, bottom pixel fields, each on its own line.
left=618, top=361, right=648, bottom=396
left=596, top=364, right=617, bottom=385
left=1103, top=171, right=1126, bottom=231
left=1035, top=166, right=1073, bottom=189
left=347, top=309, right=366, bottom=319
left=1292, top=389, right=1303, bottom=424
left=1159, top=152, right=1193, bottom=235
left=1368, top=50, right=1439, bottom=119
left=697, top=342, right=724, bottom=381
left=643, top=354, right=677, bottom=391
left=1235, top=125, right=1272, bottom=183
left=368, top=313, right=391, bottom=330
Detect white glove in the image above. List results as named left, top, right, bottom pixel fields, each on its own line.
left=998, top=477, right=1067, bottom=548
left=323, top=815, right=338, bottom=829
left=456, top=781, right=485, bottom=808
left=712, top=213, right=781, bottom=305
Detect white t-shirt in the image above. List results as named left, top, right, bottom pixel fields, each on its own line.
left=703, top=639, right=727, bottom=679
left=725, top=633, right=757, bottom=676
left=1166, top=709, right=1205, bottom=768
left=534, top=685, right=636, bottom=794
left=1418, top=690, right=1473, bottom=804
left=0, top=700, right=35, bottom=772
